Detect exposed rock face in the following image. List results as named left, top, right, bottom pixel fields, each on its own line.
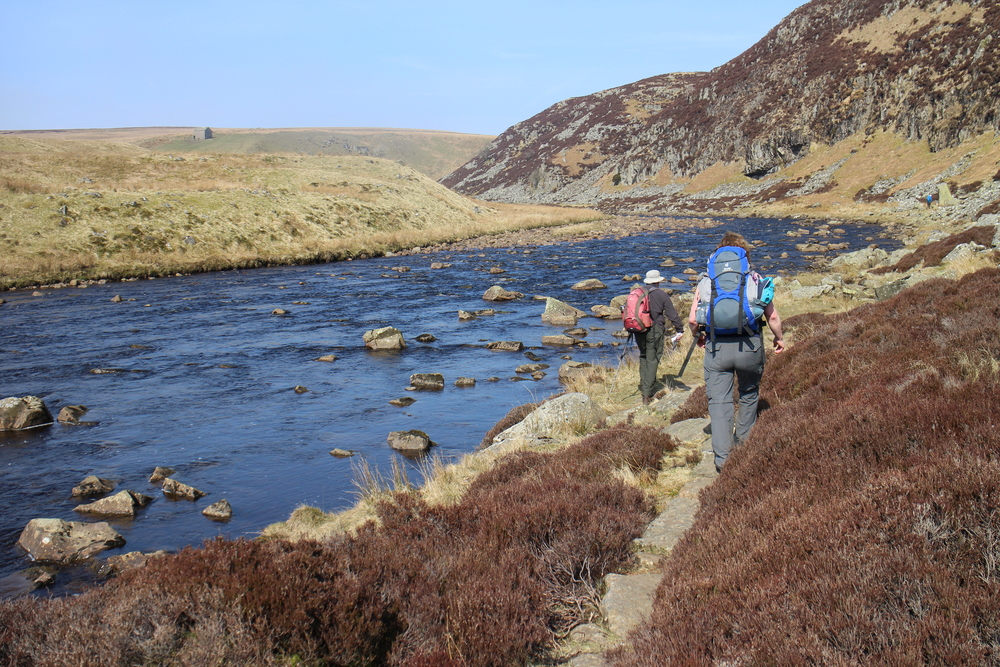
left=388, top=429, right=436, bottom=452
left=363, top=326, right=407, bottom=350
left=18, top=518, right=125, bottom=563
left=74, top=490, right=152, bottom=517
left=442, top=0, right=1000, bottom=214
left=482, top=285, right=523, bottom=301
left=541, top=297, right=588, bottom=325
left=0, top=396, right=53, bottom=431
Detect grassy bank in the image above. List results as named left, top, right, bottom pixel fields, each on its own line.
left=0, top=137, right=602, bottom=289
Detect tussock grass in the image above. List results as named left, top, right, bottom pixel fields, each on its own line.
left=0, top=137, right=602, bottom=289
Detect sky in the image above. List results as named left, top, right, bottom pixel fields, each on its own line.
left=1, top=0, right=806, bottom=136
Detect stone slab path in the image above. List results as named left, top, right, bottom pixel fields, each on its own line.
left=562, top=414, right=716, bottom=666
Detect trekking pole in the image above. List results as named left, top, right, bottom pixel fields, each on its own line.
left=677, top=335, right=699, bottom=378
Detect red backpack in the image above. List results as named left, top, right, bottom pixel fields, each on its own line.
left=621, top=285, right=653, bottom=333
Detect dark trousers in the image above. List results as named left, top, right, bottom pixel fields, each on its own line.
left=636, top=326, right=664, bottom=398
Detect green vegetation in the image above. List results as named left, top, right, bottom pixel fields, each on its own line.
left=0, top=136, right=601, bottom=290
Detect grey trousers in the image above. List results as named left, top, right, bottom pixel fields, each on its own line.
left=704, top=334, right=765, bottom=471
left=636, top=326, right=665, bottom=398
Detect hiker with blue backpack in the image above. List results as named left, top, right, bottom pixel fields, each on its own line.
left=688, top=232, right=785, bottom=472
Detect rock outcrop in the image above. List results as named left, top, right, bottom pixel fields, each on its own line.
left=540, top=297, right=588, bottom=326
left=489, top=392, right=607, bottom=450
left=388, top=429, right=436, bottom=453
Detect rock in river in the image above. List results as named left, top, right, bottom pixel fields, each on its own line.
left=71, top=476, right=115, bottom=498
left=541, top=297, right=588, bottom=326
left=409, top=373, right=445, bottom=390
left=202, top=499, right=233, bottom=521
left=363, top=326, right=407, bottom=350
left=482, top=285, right=523, bottom=301
left=18, top=518, right=125, bottom=564
left=0, top=396, right=53, bottom=431
left=74, top=490, right=152, bottom=517
left=486, top=341, right=524, bottom=352
left=58, top=405, right=88, bottom=424
left=388, top=429, right=436, bottom=453
left=162, top=478, right=206, bottom=501
left=571, top=279, right=606, bottom=290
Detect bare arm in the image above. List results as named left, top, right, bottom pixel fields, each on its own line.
left=764, top=302, right=785, bottom=353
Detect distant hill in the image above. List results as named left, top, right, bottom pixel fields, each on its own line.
left=442, top=0, right=1000, bottom=219
left=0, top=127, right=494, bottom=181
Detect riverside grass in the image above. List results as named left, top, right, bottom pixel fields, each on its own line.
left=0, top=137, right=603, bottom=289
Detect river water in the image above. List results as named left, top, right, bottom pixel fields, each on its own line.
left=0, top=216, right=896, bottom=594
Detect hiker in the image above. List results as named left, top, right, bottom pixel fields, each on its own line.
left=926, top=194, right=933, bottom=208
left=688, top=232, right=785, bottom=472
left=635, top=270, right=685, bottom=405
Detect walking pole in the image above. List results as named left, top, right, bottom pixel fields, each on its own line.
left=677, top=335, right=699, bottom=378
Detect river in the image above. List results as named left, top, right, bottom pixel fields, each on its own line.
left=0, top=216, right=897, bottom=595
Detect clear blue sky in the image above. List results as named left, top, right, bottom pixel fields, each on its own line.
left=1, top=0, right=805, bottom=136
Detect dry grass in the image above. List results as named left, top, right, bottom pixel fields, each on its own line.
left=0, top=138, right=603, bottom=289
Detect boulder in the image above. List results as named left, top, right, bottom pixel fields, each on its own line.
left=74, top=490, right=152, bottom=517
left=875, top=278, right=910, bottom=301
left=610, top=294, right=629, bottom=310
left=330, top=448, right=355, bottom=457
left=488, top=267, right=506, bottom=274
left=148, top=467, right=175, bottom=484
left=516, top=363, right=550, bottom=374
left=363, top=326, right=407, bottom=350
left=454, top=377, right=476, bottom=387
left=541, top=297, right=588, bottom=325
left=558, top=361, right=594, bottom=383
left=415, top=333, right=437, bottom=342
left=202, top=499, right=233, bottom=520
left=271, top=308, right=289, bottom=315
left=57, top=405, right=88, bottom=424
left=315, top=354, right=338, bottom=362
left=18, top=518, right=125, bottom=563
left=388, top=429, right=435, bottom=452
left=430, top=262, right=451, bottom=269
left=563, top=328, right=588, bottom=337
left=0, top=396, right=53, bottom=431
left=486, top=341, right=524, bottom=352
left=531, top=371, right=547, bottom=380
left=943, top=242, right=989, bottom=265
left=162, top=478, right=206, bottom=501
left=410, top=373, right=445, bottom=390
left=458, top=310, right=477, bottom=320
left=293, top=385, right=309, bottom=394
left=71, top=476, right=115, bottom=498
left=482, top=285, right=523, bottom=301
left=542, top=335, right=580, bottom=346
left=474, top=309, right=496, bottom=316
left=389, top=397, right=416, bottom=407
left=830, top=246, right=889, bottom=270
left=490, top=393, right=607, bottom=449
left=571, top=279, right=606, bottom=290
left=524, top=351, right=543, bottom=361
left=591, top=304, right=620, bottom=319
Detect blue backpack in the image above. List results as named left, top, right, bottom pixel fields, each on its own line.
left=695, top=246, right=773, bottom=338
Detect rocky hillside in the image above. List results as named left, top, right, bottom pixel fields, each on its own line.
left=442, top=0, right=1000, bottom=217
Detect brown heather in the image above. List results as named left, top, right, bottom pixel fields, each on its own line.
left=0, top=425, right=677, bottom=666
left=870, top=224, right=997, bottom=275
left=610, top=268, right=1000, bottom=666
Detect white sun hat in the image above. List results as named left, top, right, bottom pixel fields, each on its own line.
left=643, top=270, right=665, bottom=284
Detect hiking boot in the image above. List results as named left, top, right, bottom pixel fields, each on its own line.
left=642, top=396, right=653, bottom=405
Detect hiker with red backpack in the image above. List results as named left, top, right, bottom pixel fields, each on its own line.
left=688, top=232, right=785, bottom=473
left=625, top=270, right=685, bottom=405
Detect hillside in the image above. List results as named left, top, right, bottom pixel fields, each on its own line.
left=442, top=0, right=1000, bottom=220
left=0, top=127, right=494, bottom=181
left=0, top=135, right=598, bottom=289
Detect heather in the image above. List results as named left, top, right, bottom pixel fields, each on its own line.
left=611, top=268, right=1000, bottom=666
left=0, top=425, right=677, bottom=666
left=870, top=224, right=996, bottom=274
